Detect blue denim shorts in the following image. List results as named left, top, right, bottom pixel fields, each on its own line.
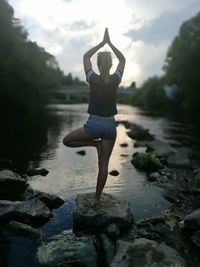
left=84, top=115, right=117, bottom=140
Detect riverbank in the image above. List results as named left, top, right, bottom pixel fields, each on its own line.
left=115, top=119, right=200, bottom=266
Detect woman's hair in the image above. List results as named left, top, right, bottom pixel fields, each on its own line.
left=97, top=51, right=112, bottom=84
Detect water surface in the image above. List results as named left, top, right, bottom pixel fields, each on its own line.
left=3, top=103, right=200, bottom=267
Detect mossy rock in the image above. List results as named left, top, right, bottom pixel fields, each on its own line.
left=131, top=152, right=163, bottom=172
left=127, top=123, right=154, bottom=141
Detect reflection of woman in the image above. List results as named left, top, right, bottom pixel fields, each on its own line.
left=63, top=28, right=125, bottom=206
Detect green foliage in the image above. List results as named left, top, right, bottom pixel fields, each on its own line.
left=131, top=12, right=200, bottom=117
left=62, top=73, right=87, bottom=86
left=0, top=0, right=63, bottom=112
left=164, top=12, right=200, bottom=112
left=131, top=152, right=163, bottom=172
left=131, top=76, right=167, bottom=111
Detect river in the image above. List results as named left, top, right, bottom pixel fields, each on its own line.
left=1, top=103, right=200, bottom=267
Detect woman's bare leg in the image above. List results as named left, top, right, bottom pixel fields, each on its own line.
left=63, top=127, right=102, bottom=157
left=95, top=139, right=116, bottom=204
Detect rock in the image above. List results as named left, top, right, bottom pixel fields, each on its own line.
left=166, top=149, right=191, bottom=168
left=157, top=175, right=168, bottom=185
left=25, top=168, right=49, bottom=176
left=193, top=169, right=200, bottom=176
left=7, top=221, right=41, bottom=239
left=0, top=198, right=52, bottom=225
left=146, top=139, right=175, bottom=158
left=131, top=152, right=163, bottom=172
left=163, top=188, right=180, bottom=204
left=22, top=186, right=64, bottom=210
left=110, top=239, right=186, bottom=267
left=147, top=172, right=161, bottom=182
left=0, top=170, right=28, bottom=200
left=191, top=230, right=200, bottom=248
left=178, top=220, right=185, bottom=229
left=99, top=233, right=115, bottom=265
left=106, top=223, right=120, bottom=239
left=120, top=143, right=128, bottom=147
left=184, top=209, right=200, bottom=230
left=37, top=229, right=97, bottom=267
left=109, top=170, right=119, bottom=176
left=127, top=123, right=154, bottom=141
left=76, top=150, right=86, bottom=156
left=73, top=192, right=133, bottom=233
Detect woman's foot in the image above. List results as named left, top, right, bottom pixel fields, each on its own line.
left=91, top=197, right=100, bottom=209
left=91, top=202, right=100, bottom=209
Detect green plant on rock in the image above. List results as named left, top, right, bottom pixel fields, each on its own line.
left=131, top=152, right=163, bottom=172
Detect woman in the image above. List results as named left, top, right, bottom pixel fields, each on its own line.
left=63, top=28, right=125, bottom=206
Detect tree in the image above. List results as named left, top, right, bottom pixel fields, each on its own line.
left=0, top=0, right=63, bottom=112
left=131, top=76, right=167, bottom=111
left=164, top=12, right=200, bottom=112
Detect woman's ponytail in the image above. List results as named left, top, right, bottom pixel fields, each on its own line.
left=97, top=52, right=112, bottom=84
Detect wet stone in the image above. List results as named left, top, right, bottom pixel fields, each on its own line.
left=73, top=192, right=133, bottom=233
left=76, top=150, right=86, bottom=156
left=0, top=170, right=28, bottom=200
left=7, top=221, right=41, bottom=239
left=109, top=170, right=119, bottom=176
left=110, top=238, right=186, bottom=267
left=37, top=229, right=97, bottom=267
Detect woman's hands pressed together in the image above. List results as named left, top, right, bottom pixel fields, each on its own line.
left=103, top=28, right=111, bottom=45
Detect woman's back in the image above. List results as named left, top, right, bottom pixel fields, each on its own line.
left=86, top=70, right=122, bottom=117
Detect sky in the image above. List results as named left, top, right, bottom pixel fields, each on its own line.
left=9, top=0, right=200, bottom=86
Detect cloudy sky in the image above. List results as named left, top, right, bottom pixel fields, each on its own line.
left=10, top=0, right=200, bottom=86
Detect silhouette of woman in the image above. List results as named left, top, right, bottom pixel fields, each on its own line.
left=63, top=28, right=126, bottom=206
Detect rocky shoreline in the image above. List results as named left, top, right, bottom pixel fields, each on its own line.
left=1, top=120, right=200, bottom=266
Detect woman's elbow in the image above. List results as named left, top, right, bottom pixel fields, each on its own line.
left=120, top=57, right=126, bottom=64
left=83, top=54, right=89, bottom=60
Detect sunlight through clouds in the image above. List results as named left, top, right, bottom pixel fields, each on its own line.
left=9, top=0, right=200, bottom=86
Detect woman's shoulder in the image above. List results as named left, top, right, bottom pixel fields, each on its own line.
left=110, top=70, right=122, bottom=84
left=86, top=69, right=99, bottom=83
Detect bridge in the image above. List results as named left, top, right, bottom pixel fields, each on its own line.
left=50, top=85, right=135, bottom=102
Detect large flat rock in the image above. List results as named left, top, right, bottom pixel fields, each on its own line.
left=73, top=192, right=133, bottom=232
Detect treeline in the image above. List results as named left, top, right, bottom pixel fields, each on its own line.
left=131, top=12, right=200, bottom=118
left=0, top=0, right=85, bottom=113
left=62, top=73, right=87, bottom=86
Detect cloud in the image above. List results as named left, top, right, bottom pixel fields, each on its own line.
left=69, top=20, right=93, bottom=31
left=10, top=0, right=200, bottom=85
left=126, top=2, right=200, bottom=45
left=57, top=35, right=92, bottom=80
left=125, top=40, right=169, bottom=86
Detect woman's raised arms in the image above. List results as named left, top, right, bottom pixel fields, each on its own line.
left=83, top=41, right=105, bottom=74
left=103, top=28, right=126, bottom=76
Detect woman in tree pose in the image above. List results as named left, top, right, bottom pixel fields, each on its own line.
left=63, top=28, right=125, bottom=206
